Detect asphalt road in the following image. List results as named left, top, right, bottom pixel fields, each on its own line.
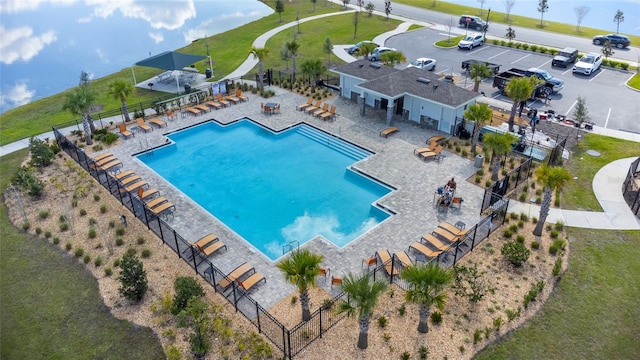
left=363, top=0, right=639, bottom=64
left=385, top=28, right=640, bottom=134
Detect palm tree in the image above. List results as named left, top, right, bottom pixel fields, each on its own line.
left=381, top=50, right=406, bottom=67
left=300, top=59, right=326, bottom=93
left=469, top=63, right=492, bottom=93
left=285, top=40, right=300, bottom=82
left=483, top=132, right=518, bottom=181
left=464, top=103, right=492, bottom=153
left=505, top=76, right=534, bottom=132
left=63, top=86, right=95, bottom=145
left=276, top=249, right=324, bottom=322
left=250, top=47, right=270, bottom=92
left=107, top=79, right=134, bottom=122
left=359, top=42, right=378, bottom=60
left=533, top=165, right=572, bottom=236
left=400, top=263, right=454, bottom=333
left=336, top=273, right=387, bottom=349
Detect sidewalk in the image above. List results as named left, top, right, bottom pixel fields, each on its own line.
left=1, top=7, right=638, bottom=231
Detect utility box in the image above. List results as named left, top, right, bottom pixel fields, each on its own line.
left=184, top=83, right=191, bottom=94
left=474, top=154, right=484, bottom=168
left=205, top=68, right=212, bottom=79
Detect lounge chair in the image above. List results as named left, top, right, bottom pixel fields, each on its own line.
left=420, top=233, right=451, bottom=251
left=318, top=267, right=330, bottom=281
left=304, top=100, right=322, bottom=113
left=124, top=180, right=147, bottom=192
left=145, top=196, right=169, bottom=209
left=216, top=93, right=230, bottom=107
left=432, top=227, right=464, bottom=243
left=362, top=257, right=377, bottom=269
left=418, top=144, right=444, bottom=161
left=92, top=152, right=113, bottom=161
left=394, top=251, right=414, bottom=268
left=413, top=141, right=437, bottom=155
left=119, top=124, right=133, bottom=138
left=148, top=117, right=166, bottom=128
left=330, top=275, right=343, bottom=289
left=99, top=159, right=122, bottom=171
left=136, top=118, right=153, bottom=132
left=426, top=134, right=444, bottom=144
left=296, top=97, right=313, bottom=110
left=320, top=105, right=336, bottom=121
left=195, top=104, right=210, bottom=113
left=237, top=272, right=266, bottom=292
left=224, top=93, right=240, bottom=104
left=205, top=100, right=222, bottom=110
left=235, top=89, right=248, bottom=102
left=312, top=103, right=329, bottom=117
left=151, top=201, right=175, bottom=217
left=218, top=262, right=255, bottom=290
left=120, top=175, right=142, bottom=186
left=380, top=126, right=399, bottom=138
left=409, top=241, right=443, bottom=258
left=137, top=186, right=159, bottom=200
left=437, top=221, right=468, bottom=237
left=166, top=110, right=177, bottom=121
left=185, top=107, right=201, bottom=116
left=199, top=239, right=227, bottom=257
left=96, top=155, right=118, bottom=166
left=194, top=233, right=219, bottom=248
left=115, top=170, right=135, bottom=180
left=376, top=250, right=399, bottom=276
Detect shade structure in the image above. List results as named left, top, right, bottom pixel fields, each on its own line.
left=135, top=51, right=207, bottom=71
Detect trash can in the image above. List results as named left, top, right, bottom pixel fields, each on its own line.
left=474, top=154, right=484, bottom=168
left=184, top=83, right=191, bottom=94
left=205, top=68, right=212, bottom=79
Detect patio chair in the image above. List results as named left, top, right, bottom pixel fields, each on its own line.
left=145, top=196, right=169, bottom=209
left=120, top=175, right=142, bottom=186
left=362, top=256, right=377, bottom=269
left=98, top=159, right=123, bottom=172
left=432, top=227, right=464, bottom=243
left=437, top=221, right=467, bottom=236
left=379, top=126, right=399, bottom=138
left=195, top=104, right=210, bottom=113
left=124, top=180, right=147, bottom=192
left=312, top=103, right=329, bottom=117
left=304, top=100, right=321, bottom=113
left=194, top=233, right=219, bottom=249
left=451, top=197, right=463, bottom=209
left=205, top=100, right=222, bottom=110
left=96, top=155, right=118, bottom=166
left=185, top=107, right=201, bottom=116
left=137, top=186, right=159, bottom=201
left=115, top=170, right=135, bottom=180
left=320, top=105, right=336, bottom=121
left=235, top=89, right=248, bottom=102
left=318, top=267, right=330, bottom=281
left=330, top=275, right=343, bottom=289
left=166, top=110, right=177, bottom=121
left=136, top=118, right=153, bottom=132
left=409, top=241, right=443, bottom=259
left=216, top=93, right=231, bottom=107
left=418, top=144, right=444, bottom=161
left=376, top=249, right=399, bottom=276
left=224, top=92, right=240, bottom=104
left=148, top=117, right=166, bottom=128
left=218, top=262, right=255, bottom=290
left=150, top=201, right=175, bottom=217
left=421, top=233, right=451, bottom=251
left=426, top=134, right=444, bottom=144
left=199, top=239, right=227, bottom=257
left=394, top=251, right=414, bottom=268
left=413, top=141, right=437, bottom=155
left=92, top=152, right=113, bottom=161
left=296, top=97, right=313, bottom=110
left=237, top=272, right=266, bottom=292
left=119, top=124, right=133, bottom=138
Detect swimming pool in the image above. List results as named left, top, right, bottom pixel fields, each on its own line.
left=138, top=120, right=392, bottom=260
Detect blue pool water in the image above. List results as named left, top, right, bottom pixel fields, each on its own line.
left=138, top=120, right=392, bottom=260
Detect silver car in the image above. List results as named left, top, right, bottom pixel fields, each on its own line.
left=572, top=53, right=603, bottom=76
left=458, top=34, right=484, bottom=50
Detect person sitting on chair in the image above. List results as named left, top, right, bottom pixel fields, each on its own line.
left=446, top=177, right=457, bottom=191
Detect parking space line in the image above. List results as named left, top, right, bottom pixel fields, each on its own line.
left=565, top=99, right=578, bottom=116
left=488, top=49, right=510, bottom=60
left=590, top=69, right=605, bottom=82
left=538, top=60, right=552, bottom=67
left=604, top=108, right=612, bottom=128
left=511, top=54, right=531, bottom=64
left=561, top=68, right=572, bottom=75
left=467, top=47, right=488, bottom=56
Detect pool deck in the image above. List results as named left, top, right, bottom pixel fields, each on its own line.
left=98, top=89, right=484, bottom=309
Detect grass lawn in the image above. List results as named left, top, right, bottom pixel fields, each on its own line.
left=0, top=150, right=165, bottom=360
left=394, top=0, right=640, bottom=45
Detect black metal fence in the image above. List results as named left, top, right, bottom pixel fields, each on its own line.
left=53, top=126, right=511, bottom=359
left=548, top=136, right=567, bottom=166
left=481, top=158, right=533, bottom=213
left=622, top=157, right=640, bottom=218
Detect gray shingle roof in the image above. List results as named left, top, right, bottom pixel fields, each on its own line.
left=331, top=59, right=399, bottom=81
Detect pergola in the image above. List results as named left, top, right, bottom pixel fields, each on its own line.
left=132, top=51, right=211, bottom=92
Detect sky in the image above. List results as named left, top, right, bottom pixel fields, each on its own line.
left=0, top=0, right=272, bottom=113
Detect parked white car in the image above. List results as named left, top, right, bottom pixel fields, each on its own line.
left=458, top=34, right=484, bottom=50
left=407, top=57, right=437, bottom=71
left=572, top=53, right=603, bottom=76
left=368, top=47, right=396, bottom=61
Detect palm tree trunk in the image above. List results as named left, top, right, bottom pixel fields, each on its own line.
left=507, top=99, right=518, bottom=132
left=418, top=305, right=430, bottom=333
left=357, top=316, right=370, bottom=349
left=490, top=152, right=500, bottom=181
left=300, top=289, right=311, bottom=321
left=86, top=112, right=96, bottom=132
left=533, top=188, right=552, bottom=235
left=471, top=126, right=480, bottom=153
left=257, top=62, right=265, bottom=92
left=292, top=56, right=297, bottom=82
left=82, top=116, right=93, bottom=145
left=122, top=100, right=131, bottom=122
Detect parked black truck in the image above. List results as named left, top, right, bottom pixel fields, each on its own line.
left=492, top=67, right=564, bottom=98
left=461, top=59, right=501, bottom=75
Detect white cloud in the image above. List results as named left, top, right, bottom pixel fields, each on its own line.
left=0, top=25, right=57, bottom=64
left=0, top=0, right=75, bottom=13
left=148, top=31, right=164, bottom=44
left=95, top=48, right=108, bottom=64
left=0, top=82, right=36, bottom=108
left=85, top=0, right=196, bottom=30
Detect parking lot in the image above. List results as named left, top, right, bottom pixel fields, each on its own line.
left=386, top=28, right=640, bottom=134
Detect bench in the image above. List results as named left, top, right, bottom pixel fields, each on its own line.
left=379, top=126, right=399, bottom=138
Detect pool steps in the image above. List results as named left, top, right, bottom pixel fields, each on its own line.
left=295, top=126, right=371, bottom=161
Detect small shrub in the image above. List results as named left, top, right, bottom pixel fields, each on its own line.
left=532, top=217, right=538, bottom=223
left=476, top=169, right=484, bottom=176
left=104, top=267, right=113, bottom=276
left=531, top=241, right=540, bottom=250
left=95, top=256, right=103, bottom=267
left=509, top=224, right=519, bottom=233
left=65, top=242, right=72, bottom=251
left=100, top=204, right=107, bottom=214
left=35, top=227, right=42, bottom=235
left=79, top=209, right=87, bottom=216
left=550, top=230, right=559, bottom=238
left=517, top=220, right=524, bottom=228
left=430, top=311, right=443, bottom=324
left=53, top=236, right=60, bottom=245
left=475, top=175, right=482, bottom=184
left=516, top=235, right=525, bottom=243
left=473, top=328, right=482, bottom=344
left=115, top=226, right=125, bottom=236
left=552, top=257, right=563, bottom=277
left=88, top=227, right=97, bottom=239
left=383, top=333, right=391, bottom=342
left=321, top=299, right=333, bottom=310
left=493, top=316, right=504, bottom=331
left=38, top=209, right=50, bottom=220
left=170, top=276, right=205, bottom=315
left=510, top=212, right=519, bottom=220
left=485, top=180, right=492, bottom=187
left=59, top=222, right=69, bottom=232
left=43, top=230, right=52, bottom=239
left=549, top=239, right=566, bottom=255
left=505, top=307, right=521, bottom=321
left=519, top=192, right=527, bottom=201
left=377, top=316, right=388, bottom=328
left=88, top=217, right=97, bottom=226
left=290, top=296, right=298, bottom=304
left=22, top=221, right=30, bottom=231
left=397, top=303, right=406, bottom=316
left=115, top=237, right=124, bottom=246
left=83, top=254, right=91, bottom=264
left=503, top=229, right=513, bottom=238
left=136, top=236, right=145, bottom=245
left=520, top=213, right=528, bottom=222
left=141, top=249, right=151, bottom=258
left=554, top=221, right=564, bottom=231
left=419, top=346, right=429, bottom=360
left=127, top=248, right=137, bottom=256
left=501, top=241, right=530, bottom=266
left=113, top=258, right=121, bottom=267
left=93, top=193, right=100, bottom=201
left=74, top=247, right=84, bottom=257
left=401, top=351, right=410, bottom=360
left=108, top=220, right=116, bottom=228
